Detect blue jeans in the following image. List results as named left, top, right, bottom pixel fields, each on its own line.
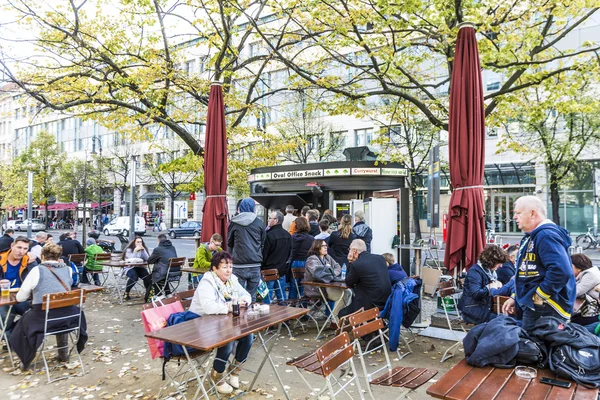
left=521, top=303, right=566, bottom=332
left=233, top=267, right=261, bottom=302
left=0, top=302, right=31, bottom=339
left=263, top=278, right=287, bottom=304
left=213, top=334, right=254, bottom=373
left=288, top=261, right=305, bottom=300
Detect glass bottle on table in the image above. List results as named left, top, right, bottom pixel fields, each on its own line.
left=232, top=295, right=240, bottom=317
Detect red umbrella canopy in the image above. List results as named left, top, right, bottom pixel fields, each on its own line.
left=201, top=83, right=229, bottom=244
left=443, top=24, right=486, bottom=272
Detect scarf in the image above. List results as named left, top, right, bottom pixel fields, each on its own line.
left=479, top=262, right=498, bottom=282
left=211, top=271, right=234, bottom=301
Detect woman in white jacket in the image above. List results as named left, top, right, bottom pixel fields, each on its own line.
left=571, top=253, right=600, bottom=326
left=189, top=252, right=253, bottom=394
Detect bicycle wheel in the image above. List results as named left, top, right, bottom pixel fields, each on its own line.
left=576, top=234, right=593, bottom=250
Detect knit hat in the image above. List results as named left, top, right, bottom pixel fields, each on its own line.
left=86, top=238, right=96, bottom=246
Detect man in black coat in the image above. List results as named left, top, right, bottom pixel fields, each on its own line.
left=147, top=233, right=178, bottom=297
left=262, top=210, right=291, bottom=302
left=57, top=232, right=85, bottom=261
left=339, top=239, right=392, bottom=317
left=0, top=229, right=15, bottom=252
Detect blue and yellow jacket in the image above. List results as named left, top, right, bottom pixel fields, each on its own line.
left=514, top=221, right=575, bottom=318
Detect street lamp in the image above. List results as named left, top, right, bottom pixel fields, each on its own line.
left=91, top=128, right=103, bottom=229
left=27, top=172, right=33, bottom=239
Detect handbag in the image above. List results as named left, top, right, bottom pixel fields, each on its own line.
left=313, top=265, right=336, bottom=283
left=580, top=293, right=600, bottom=318
left=141, top=300, right=184, bottom=359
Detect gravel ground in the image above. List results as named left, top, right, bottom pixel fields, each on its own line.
left=1, top=278, right=461, bottom=400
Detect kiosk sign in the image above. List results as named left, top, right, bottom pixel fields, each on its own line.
left=272, top=169, right=324, bottom=179
left=351, top=168, right=380, bottom=175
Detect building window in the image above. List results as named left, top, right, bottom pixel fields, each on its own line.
left=486, top=127, right=498, bottom=137
left=354, top=128, right=373, bottom=146
left=184, top=59, right=196, bottom=75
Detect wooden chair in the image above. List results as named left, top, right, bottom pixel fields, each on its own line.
left=348, top=308, right=437, bottom=399
left=34, top=289, right=86, bottom=383
left=185, top=257, right=202, bottom=289
left=289, top=267, right=322, bottom=334
left=290, top=332, right=365, bottom=399
left=68, top=253, right=87, bottom=266
left=152, top=257, right=186, bottom=300
left=493, top=295, right=511, bottom=315
left=260, top=269, right=285, bottom=304
left=174, top=289, right=195, bottom=309
left=437, top=280, right=463, bottom=362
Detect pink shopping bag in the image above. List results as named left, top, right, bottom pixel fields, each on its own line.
left=141, top=301, right=184, bottom=359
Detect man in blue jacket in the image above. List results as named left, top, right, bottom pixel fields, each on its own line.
left=502, top=196, right=575, bottom=332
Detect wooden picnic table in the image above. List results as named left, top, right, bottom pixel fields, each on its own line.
left=426, top=359, right=598, bottom=400
left=146, top=304, right=309, bottom=399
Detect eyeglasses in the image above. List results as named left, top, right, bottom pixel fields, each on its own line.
left=320, top=245, right=328, bottom=248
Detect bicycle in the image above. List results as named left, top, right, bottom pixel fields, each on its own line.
left=575, top=225, right=600, bottom=250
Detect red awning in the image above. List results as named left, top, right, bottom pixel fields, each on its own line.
left=91, top=201, right=112, bottom=209
left=47, top=202, right=78, bottom=211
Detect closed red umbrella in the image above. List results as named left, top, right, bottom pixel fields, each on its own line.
left=201, top=82, right=229, bottom=244
left=444, top=23, right=486, bottom=272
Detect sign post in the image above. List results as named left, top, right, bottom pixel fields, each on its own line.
left=27, top=172, right=33, bottom=239
left=129, top=158, right=137, bottom=241
left=594, top=169, right=600, bottom=237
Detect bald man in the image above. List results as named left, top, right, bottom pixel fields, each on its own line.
left=502, top=195, right=575, bottom=332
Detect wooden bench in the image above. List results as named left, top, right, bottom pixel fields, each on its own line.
left=427, top=358, right=598, bottom=399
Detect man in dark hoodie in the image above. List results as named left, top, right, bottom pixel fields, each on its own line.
left=147, top=233, right=178, bottom=299
left=307, top=210, right=320, bottom=237
left=228, top=197, right=265, bottom=302
left=502, top=196, right=576, bottom=332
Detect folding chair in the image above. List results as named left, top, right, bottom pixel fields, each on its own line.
left=142, top=299, right=214, bottom=399
left=348, top=308, right=437, bottom=399
left=92, top=253, right=112, bottom=285
left=33, top=289, right=86, bottom=383
left=493, top=295, right=511, bottom=315
left=260, top=269, right=286, bottom=303
left=289, top=332, right=365, bottom=399
left=68, top=253, right=87, bottom=281
left=153, top=257, right=185, bottom=300
left=437, top=280, right=463, bottom=362
left=289, top=267, right=322, bottom=334
left=174, top=289, right=195, bottom=309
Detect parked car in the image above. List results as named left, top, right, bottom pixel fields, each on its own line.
left=168, top=220, right=202, bottom=239
left=15, top=219, right=46, bottom=232
left=103, top=216, right=146, bottom=236
left=3, top=219, right=22, bottom=230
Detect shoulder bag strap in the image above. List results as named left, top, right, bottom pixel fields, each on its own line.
left=44, top=265, right=70, bottom=291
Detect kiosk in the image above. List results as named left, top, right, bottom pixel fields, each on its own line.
left=248, top=147, right=412, bottom=270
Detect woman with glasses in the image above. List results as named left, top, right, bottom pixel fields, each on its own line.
left=305, top=239, right=352, bottom=316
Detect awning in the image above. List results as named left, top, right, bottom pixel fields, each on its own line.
left=251, top=192, right=311, bottom=210
left=91, top=201, right=112, bottom=209
left=140, top=192, right=164, bottom=200
left=47, top=202, right=78, bottom=211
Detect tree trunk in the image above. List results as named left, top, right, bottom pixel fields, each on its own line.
left=82, top=167, right=88, bottom=247
left=411, top=187, right=422, bottom=240
left=170, top=194, right=175, bottom=228
left=119, top=186, right=126, bottom=216
left=45, top=203, right=49, bottom=229
left=549, top=180, right=561, bottom=225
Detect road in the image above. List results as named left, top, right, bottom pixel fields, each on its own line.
left=48, top=227, right=200, bottom=258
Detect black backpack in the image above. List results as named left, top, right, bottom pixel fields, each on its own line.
left=532, top=316, right=600, bottom=388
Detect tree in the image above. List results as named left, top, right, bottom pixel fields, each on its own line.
left=274, top=90, right=345, bottom=164
left=0, top=0, right=303, bottom=155
left=105, top=145, right=135, bottom=216
left=145, top=138, right=202, bottom=228
left=370, top=98, right=439, bottom=239
left=248, top=1, right=600, bottom=131
left=0, top=161, right=28, bottom=213
left=18, top=132, right=63, bottom=228
left=493, top=73, right=600, bottom=224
